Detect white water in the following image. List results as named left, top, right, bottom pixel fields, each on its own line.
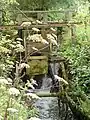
left=34, top=75, right=59, bottom=120
left=34, top=63, right=76, bottom=120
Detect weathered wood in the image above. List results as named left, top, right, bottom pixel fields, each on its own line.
left=0, top=22, right=82, bottom=30
left=23, top=29, right=27, bottom=58
left=0, top=9, right=2, bottom=25
left=34, top=91, right=62, bottom=97
left=16, top=14, right=23, bottom=25
left=21, top=17, right=34, bottom=22
left=43, top=13, right=48, bottom=22
left=48, top=56, right=65, bottom=62
left=71, top=24, right=76, bottom=43
left=65, top=11, right=72, bottom=21
left=3, top=9, right=75, bottom=14
left=57, top=27, right=63, bottom=47
left=28, top=56, right=48, bottom=60
left=37, top=12, right=44, bottom=21
left=26, top=55, right=48, bottom=76
left=60, top=62, right=68, bottom=80
left=21, top=10, right=75, bottom=13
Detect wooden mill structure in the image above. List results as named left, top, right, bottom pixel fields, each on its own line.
left=0, top=9, right=83, bottom=119
left=0, top=9, right=81, bottom=90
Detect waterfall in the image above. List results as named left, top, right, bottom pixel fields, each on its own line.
left=34, top=63, right=59, bottom=120
left=34, top=63, right=76, bottom=120
left=34, top=76, right=59, bottom=120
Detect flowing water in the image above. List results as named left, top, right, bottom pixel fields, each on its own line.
left=34, top=63, right=76, bottom=120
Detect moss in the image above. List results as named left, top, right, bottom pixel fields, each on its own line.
left=27, top=56, right=48, bottom=76
left=80, top=98, right=90, bottom=118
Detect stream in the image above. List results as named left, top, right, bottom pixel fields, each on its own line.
left=34, top=63, right=77, bottom=120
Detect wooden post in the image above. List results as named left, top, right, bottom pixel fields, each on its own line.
left=71, top=24, right=76, bottom=44
left=0, top=9, right=2, bottom=40
left=65, top=11, right=77, bottom=44
left=16, top=14, right=23, bottom=25
left=43, top=12, right=48, bottom=22
left=84, top=18, right=88, bottom=40
left=37, top=12, right=43, bottom=21
left=57, top=27, right=63, bottom=48
left=16, top=62, right=19, bottom=78
left=0, top=9, right=2, bottom=25
left=37, top=11, right=47, bottom=22
left=24, top=30, right=27, bottom=58
left=60, top=62, right=68, bottom=81
left=65, top=11, right=72, bottom=21
left=64, top=11, right=76, bottom=44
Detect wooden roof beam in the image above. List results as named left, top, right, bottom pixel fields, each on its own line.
left=0, top=22, right=82, bottom=30
left=1, top=9, right=76, bottom=13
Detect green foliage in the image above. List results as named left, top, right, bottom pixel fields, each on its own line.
left=0, top=78, right=38, bottom=120
left=73, top=1, right=90, bottom=23
left=0, top=32, right=24, bottom=77
left=1, top=0, right=90, bottom=119
left=60, top=17, right=90, bottom=96
left=16, top=0, right=76, bottom=11
left=17, top=0, right=62, bottom=10
left=80, top=99, right=90, bottom=118
left=0, top=0, right=19, bottom=24
left=61, top=36, right=90, bottom=91
left=59, top=1, right=90, bottom=93
left=0, top=30, right=38, bottom=119
left=59, top=5, right=90, bottom=116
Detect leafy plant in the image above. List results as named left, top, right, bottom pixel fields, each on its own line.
left=0, top=77, right=39, bottom=120
left=60, top=20, right=90, bottom=94
left=0, top=29, right=39, bottom=120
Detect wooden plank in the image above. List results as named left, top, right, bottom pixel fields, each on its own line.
left=28, top=56, right=48, bottom=60
left=36, top=92, right=60, bottom=97
left=26, top=90, right=62, bottom=97
left=49, top=56, right=65, bottom=62
left=0, top=25, right=21, bottom=30
left=0, top=22, right=82, bottom=30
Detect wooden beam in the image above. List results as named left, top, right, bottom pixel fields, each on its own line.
left=0, top=22, right=82, bottom=30
left=2, top=9, right=75, bottom=14
left=22, top=10, right=75, bottom=13
left=36, top=92, right=61, bottom=97
left=27, top=90, right=63, bottom=97
left=28, top=56, right=48, bottom=60
left=49, top=56, right=65, bottom=62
